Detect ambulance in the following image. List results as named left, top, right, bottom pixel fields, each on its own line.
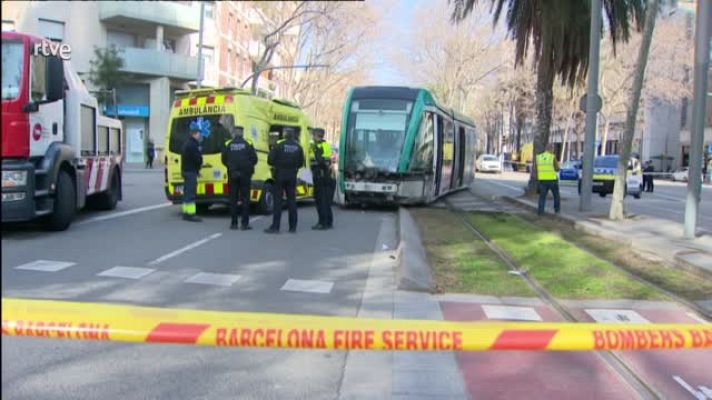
left=164, top=87, right=315, bottom=214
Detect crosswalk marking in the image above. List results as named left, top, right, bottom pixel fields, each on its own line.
left=281, top=279, right=334, bottom=294
left=185, top=272, right=241, bottom=287
left=482, top=305, right=543, bottom=321
left=14, top=260, right=76, bottom=272
left=584, top=309, right=651, bottom=324
left=97, top=266, right=155, bottom=280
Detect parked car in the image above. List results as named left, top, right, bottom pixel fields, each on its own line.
left=671, top=168, right=689, bottom=182
left=476, top=154, right=502, bottom=173
left=559, top=160, right=581, bottom=181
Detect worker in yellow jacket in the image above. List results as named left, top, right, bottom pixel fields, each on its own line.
left=535, top=143, right=561, bottom=216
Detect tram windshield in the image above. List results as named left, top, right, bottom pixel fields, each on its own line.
left=345, top=99, right=413, bottom=173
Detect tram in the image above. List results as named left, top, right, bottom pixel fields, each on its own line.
left=338, top=86, right=477, bottom=206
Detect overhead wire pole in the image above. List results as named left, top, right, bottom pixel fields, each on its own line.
left=196, top=1, right=205, bottom=88
left=580, top=0, right=602, bottom=212
left=684, top=0, right=710, bottom=239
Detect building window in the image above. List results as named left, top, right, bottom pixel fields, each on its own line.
left=38, top=18, right=65, bottom=42
left=107, top=30, right=136, bottom=49
left=227, top=49, right=232, bottom=74
left=2, top=19, right=15, bottom=32
left=204, top=2, right=214, bottom=19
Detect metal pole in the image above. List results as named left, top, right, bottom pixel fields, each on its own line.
left=113, top=88, right=118, bottom=119
left=196, top=1, right=205, bottom=88
left=580, top=0, right=602, bottom=212
left=684, top=0, right=710, bottom=239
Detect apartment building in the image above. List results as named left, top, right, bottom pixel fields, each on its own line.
left=2, top=1, right=201, bottom=164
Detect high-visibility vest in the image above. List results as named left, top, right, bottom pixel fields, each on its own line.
left=536, top=151, right=557, bottom=181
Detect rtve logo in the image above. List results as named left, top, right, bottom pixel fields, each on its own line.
left=32, top=41, right=71, bottom=60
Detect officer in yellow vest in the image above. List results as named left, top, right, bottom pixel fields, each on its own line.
left=309, top=128, right=334, bottom=230
left=535, top=143, right=561, bottom=216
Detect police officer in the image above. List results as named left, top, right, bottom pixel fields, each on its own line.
left=310, top=128, right=334, bottom=230
left=643, top=160, right=655, bottom=192
left=264, top=127, right=304, bottom=234
left=181, top=126, right=203, bottom=222
left=222, top=126, right=258, bottom=230
left=535, top=143, right=560, bottom=216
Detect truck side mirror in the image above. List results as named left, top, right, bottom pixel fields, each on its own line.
left=46, top=56, right=65, bottom=102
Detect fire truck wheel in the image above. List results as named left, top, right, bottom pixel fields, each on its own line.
left=92, top=171, right=120, bottom=210
left=257, top=183, right=274, bottom=215
left=46, top=171, right=76, bottom=231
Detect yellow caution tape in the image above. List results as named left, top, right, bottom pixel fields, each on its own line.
left=2, top=298, right=710, bottom=351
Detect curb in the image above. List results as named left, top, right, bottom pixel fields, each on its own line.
left=502, top=195, right=711, bottom=277
left=396, top=207, right=433, bottom=292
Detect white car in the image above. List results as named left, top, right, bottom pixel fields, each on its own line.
left=476, top=154, right=502, bottom=173
left=671, top=168, right=689, bottom=182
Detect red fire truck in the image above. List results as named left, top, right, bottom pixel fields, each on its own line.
left=2, top=31, right=124, bottom=231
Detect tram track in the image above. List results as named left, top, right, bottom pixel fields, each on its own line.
left=441, top=192, right=673, bottom=399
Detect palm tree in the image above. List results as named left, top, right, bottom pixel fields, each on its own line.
left=450, top=0, right=645, bottom=191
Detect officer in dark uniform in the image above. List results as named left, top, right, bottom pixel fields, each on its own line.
left=264, top=127, right=304, bottom=234
left=181, top=127, right=203, bottom=222
left=222, top=126, right=258, bottom=230
left=310, top=128, right=334, bottom=230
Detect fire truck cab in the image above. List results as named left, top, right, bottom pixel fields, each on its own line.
left=2, top=31, right=123, bottom=230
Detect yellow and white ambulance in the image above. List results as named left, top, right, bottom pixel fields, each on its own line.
left=164, top=87, right=315, bottom=214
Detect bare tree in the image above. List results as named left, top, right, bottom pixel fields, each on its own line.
left=609, top=0, right=660, bottom=221
left=394, top=1, right=506, bottom=114
left=246, top=2, right=324, bottom=95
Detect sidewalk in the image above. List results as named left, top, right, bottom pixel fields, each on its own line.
left=488, top=186, right=712, bottom=279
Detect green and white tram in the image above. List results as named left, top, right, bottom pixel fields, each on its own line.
left=338, top=86, right=477, bottom=206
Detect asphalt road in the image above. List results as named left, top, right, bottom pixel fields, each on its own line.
left=1, top=169, right=397, bottom=400
left=473, top=171, right=712, bottom=233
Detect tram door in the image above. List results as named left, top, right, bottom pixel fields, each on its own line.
left=455, top=125, right=466, bottom=188
left=438, top=118, right=454, bottom=195
left=433, top=114, right=444, bottom=196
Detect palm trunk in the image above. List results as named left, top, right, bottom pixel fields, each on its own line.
left=527, top=31, right=556, bottom=193
left=609, top=0, right=658, bottom=220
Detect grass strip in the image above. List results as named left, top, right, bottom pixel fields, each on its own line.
left=409, top=208, right=535, bottom=297
left=467, top=212, right=666, bottom=300
left=515, top=213, right=712, bottom=302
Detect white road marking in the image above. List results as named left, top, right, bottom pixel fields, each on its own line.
left=686, top=312, right=709, bottom=324
left=97, top=266, right=155, bottom=279
left=584, top=309, right=650, bottom=324
left=75, top=202, right=172, bottom=225
left=147, top=233, right=222, bottom=266
left=672, top=376, right=708, bottom=400
left=482, top=305, right=542, bottom=321
left=281, top=279, right=334, bottom=294
left=14, top=260, right=76, bottom=272
left=185, top=272, right=241, bottom=287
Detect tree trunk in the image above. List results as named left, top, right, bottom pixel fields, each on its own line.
left=560, top=108, right=575, bottom=164
left=600, top=116, right=611, bottom=156
left=527, top=31, right=556, bottom=193
left=609, top=0, right=658, bottom=220
left=515, top=113, right=523, bottom=158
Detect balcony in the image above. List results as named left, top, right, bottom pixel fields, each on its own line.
left=120, top=47, right=198, bottom=81
left=99, top=2, right=200, bottom=35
